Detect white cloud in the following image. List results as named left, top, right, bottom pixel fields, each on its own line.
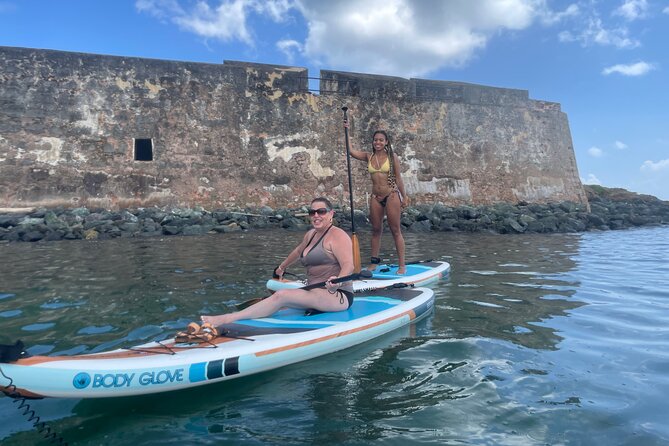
left=136, top=0, right=185, bottom=21
left=614, top=140, right=628, bottom=149
left=602, top=61, right=655, bottom=76
left=138, top=0, right=653, bottom=77
left=558, top=17, right=639, bottom=48
left=640, top=159, right=669, bottom=172
left=276, top=39, right=302, bottom=63
left=136, top=0, right=294, bottom=46
left=664, top=6, right=669, bottom=15
left=582, top=173, right=602, bottom=185
left=138, top=0, right=558, bottom=78
left=257, top=0, right=293, bottom=22
left=538, top=3, right=579, bottom=25
left=295, top=0, right=546, bottom=77
left=613, top=0, right=648, bottom=21
left=588, top=146, right=604, bottom=157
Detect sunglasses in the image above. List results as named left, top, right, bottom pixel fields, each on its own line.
left=308, top=207, right=330, bottom=216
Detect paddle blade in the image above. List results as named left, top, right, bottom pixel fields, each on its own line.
left=352, top=233, right=361, bottom=273
left=358, top=269, right=373, bottom=279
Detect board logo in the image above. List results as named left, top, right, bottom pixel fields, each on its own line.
left=73, top=372, right=91, bottom=389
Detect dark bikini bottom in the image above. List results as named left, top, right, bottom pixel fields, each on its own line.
left=304, top=289, right=354, bottom=316
left=374, top=191, right=399, bottom=208
left=339, top=289, right=354, bottom=309
left=372, top=193, right=392, bottom=207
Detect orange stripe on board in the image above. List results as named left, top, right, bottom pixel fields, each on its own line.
left=1, top=386, right=44, bottom=399
left=403, top=270, right=442, bottom=285
left=256, top=309, right=417, bottom=357
left=13, top=337, right=236, bottom=366
left=404, top=271, right=442, bottom=285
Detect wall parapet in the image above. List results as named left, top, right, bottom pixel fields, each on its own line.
left=222, top=60, right=309, bottom=94
left=320, top=69, right=531, bottom=106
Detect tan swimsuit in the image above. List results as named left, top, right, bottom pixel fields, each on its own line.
left=300, top=226, right=354, bottom=307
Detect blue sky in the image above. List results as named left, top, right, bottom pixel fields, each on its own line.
left=1, top=0, right=667, bottom=200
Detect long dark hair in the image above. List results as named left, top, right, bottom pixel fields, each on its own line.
left=371, top=130, right=397, bottom=190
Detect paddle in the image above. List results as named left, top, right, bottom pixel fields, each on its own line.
left=272, top=267, right=303, bottom=280
left=342, top=106, right=362, bottom=273
left=236, top=270, right=373, bottom=310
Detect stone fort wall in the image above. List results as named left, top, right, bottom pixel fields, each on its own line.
left=0, top=46, right=587, bottom=210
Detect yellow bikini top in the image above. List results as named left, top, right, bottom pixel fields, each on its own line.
left=368, top=154, right=390, bottom=174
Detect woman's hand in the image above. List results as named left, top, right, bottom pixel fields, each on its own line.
left=325, top=275, right=340, bottom=293
left=274, top=265, right=285, bottom=279
left=401, top=195, right=409, bottom=209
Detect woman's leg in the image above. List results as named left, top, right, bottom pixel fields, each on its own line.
left=385, top=192, right=406, bottom=274
left=201, top=288, right=348, bottom=326
left=368, top=198, right=384, bottom=269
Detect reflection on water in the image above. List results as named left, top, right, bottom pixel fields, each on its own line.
left=0, top=233, right=289, bottom=355
left=2, top=227, right=669, bottom=445
left=419, top=231, right=584, bottom=351
left=1, top=231, right=582, bottom=355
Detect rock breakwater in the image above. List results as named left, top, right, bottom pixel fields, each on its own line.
left=1, top=187, right=667, bottom=243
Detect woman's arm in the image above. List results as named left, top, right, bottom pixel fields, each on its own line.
left=393, top=154, right=409, bottom=207
left=276, top=230, right=312, bottom=276
left=327, top=229, right=354, bottom=278
left=344, top=120, right=369, bottom=162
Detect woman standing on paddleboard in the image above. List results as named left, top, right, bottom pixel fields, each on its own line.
left=345, top=117, right=409, bottom=275
left=201, top=197, right=354, bottom=326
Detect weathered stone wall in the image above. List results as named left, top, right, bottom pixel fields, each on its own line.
left=0, top=46, right=587, bottom=210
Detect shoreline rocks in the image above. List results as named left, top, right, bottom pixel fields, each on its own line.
left=1, top=186, right=668, bottom=243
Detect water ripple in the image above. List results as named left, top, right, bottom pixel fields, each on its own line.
left=22, top=322, right=56, bottom=331
left=1, top=227, right=669, bottom=444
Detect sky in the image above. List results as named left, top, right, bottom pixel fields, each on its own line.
left=1, top=0, right=667, bottom=200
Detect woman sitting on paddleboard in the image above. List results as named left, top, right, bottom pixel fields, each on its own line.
left=345, top=117, right=409, bottom=275
left=201, top=197, right=354, bottom=326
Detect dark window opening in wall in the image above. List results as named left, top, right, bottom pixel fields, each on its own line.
left=134, top=139, right=153, bottom=161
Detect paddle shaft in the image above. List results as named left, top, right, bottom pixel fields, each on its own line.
left=342, top=106, right=362, bottom=273
left=236, top=270, right=372, bottom=310
left=342, top=107, right=356, bottom=233
left=301, top=270, right=370, bottom=290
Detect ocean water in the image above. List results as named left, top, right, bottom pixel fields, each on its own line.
left=1, top=226, right=668, bottom=445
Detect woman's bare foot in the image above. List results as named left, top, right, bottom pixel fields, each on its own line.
left=396, top=266, right=406, bottom=275
left=201, top=314, right=233, bottom=326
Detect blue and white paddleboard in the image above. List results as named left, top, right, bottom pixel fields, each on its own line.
left=1, top=287, right=434, bottom=399
left=266, top=260, right=450, bottom=292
